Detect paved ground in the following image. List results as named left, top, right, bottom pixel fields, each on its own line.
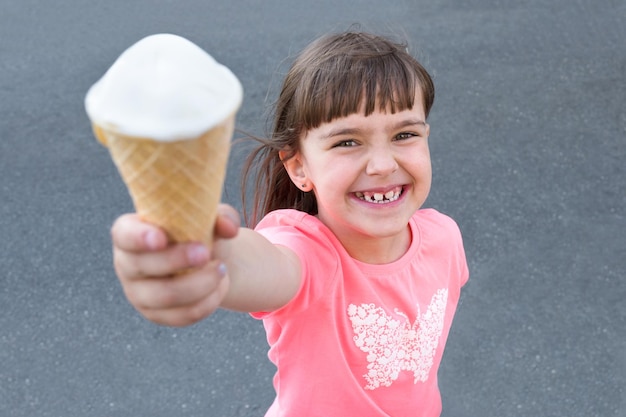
left=1, top=0, right=624, bottom=416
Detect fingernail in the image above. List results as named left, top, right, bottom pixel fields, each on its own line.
left=222, top=208, right=240, bottom=226
left=187, top=244, right=209, bottom=266
left=145, top=230, right=161, bottom=250
left=217, top=263, right=228, bottom=278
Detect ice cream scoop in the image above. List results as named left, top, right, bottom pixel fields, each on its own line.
left=86, top=33, right=242, bottom=141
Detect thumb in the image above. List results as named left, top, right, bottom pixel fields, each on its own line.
left=214, top=204, right=240, bottom=239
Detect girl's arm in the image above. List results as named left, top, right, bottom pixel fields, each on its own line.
left=111, top=204, right=301, bottom=327
left=217, top=226, right=301, bottom=313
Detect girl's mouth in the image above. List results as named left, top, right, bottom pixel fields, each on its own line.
left=354, top=186, right=404, bottom=204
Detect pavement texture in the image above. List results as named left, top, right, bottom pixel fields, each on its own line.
left=1, top=0, right=624, bottom=416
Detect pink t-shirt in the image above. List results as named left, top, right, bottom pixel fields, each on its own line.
left=252, top=209, right=469, bottom=417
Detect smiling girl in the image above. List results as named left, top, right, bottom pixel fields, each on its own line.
left=112, top=30, right=469, bottom=417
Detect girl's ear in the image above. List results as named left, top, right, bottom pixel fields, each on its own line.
left=279, top=149, right=309, bottom=189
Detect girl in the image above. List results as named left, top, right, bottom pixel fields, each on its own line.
left=112, top=30, right=469, bottom=417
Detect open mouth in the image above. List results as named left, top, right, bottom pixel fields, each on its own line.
left=354, top=186, right=403, bottom=204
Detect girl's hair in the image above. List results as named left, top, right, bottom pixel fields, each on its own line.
left=241, top=31, right=435, bottom=226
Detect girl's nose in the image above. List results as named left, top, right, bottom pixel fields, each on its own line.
left=365, top=149, right=399, bottom=176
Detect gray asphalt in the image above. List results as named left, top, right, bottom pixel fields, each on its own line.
left=1, top=1, right=624, bottom=416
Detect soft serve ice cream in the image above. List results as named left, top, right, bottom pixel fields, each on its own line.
left=86, top=33, right=242, bottom=141
left=85, top=34, right=243, bottom=245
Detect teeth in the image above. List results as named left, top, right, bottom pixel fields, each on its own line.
left=355, top=188, right=402, bottom=203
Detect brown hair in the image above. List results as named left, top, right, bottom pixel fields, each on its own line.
left=241, top=31, right=435, bottom=226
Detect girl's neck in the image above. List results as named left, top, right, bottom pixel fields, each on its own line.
left=331, top=223, right=412, bottom=265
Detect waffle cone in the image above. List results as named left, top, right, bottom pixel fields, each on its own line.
left=93, top=115, right=235, bottom=245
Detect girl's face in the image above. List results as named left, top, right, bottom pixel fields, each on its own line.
left=282, top=93, right=432, bottom=263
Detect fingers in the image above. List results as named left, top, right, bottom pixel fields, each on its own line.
left=114, top=240, right=209, bottom=280
left=111, top=213, right=168, bottom=252
left=124, top=259, right=223, bottom=309
left=137, top=267, right=231, bottom=327
left=123, top=259, right=226, bottom=313
left=111, top=213, right=211, bottom=279
left=112, top=205, right=240, bottom=253
left=110, top=208, right=240, bottom=327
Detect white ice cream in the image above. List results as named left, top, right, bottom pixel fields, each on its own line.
left=85, top=34, right=243, bottom=141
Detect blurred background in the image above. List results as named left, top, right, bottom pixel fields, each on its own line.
left=1, top=0, right=624, bottom=416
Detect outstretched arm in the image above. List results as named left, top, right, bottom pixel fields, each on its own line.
left=111, top=204, right=301, bottom=327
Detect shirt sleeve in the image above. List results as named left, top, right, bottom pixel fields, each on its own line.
left=418, top=209, right=470, bottom=289
left=457, top=231, right=470, bottom=288
left=250, top=210, right=340, bottom=319
left=445, top=213, right=469, bottom=288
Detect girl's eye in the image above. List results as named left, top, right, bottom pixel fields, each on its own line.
left=395, top=132, right=417, bottom=141
left=333, top=139, right=358, bottom=148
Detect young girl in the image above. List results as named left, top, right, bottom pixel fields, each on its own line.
left=112, top=30, right=469, bottom=417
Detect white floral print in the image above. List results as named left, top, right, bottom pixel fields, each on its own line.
left=347, top=289, right=448, bottom=390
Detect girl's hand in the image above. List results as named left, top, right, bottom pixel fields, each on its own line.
left=110, top=204, right=240, bottom=327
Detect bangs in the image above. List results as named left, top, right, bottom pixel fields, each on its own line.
left=289, top=34, right=433, bottom=131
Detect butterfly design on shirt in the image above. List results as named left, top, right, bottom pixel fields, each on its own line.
left=347, top=289, right=448, bottom=390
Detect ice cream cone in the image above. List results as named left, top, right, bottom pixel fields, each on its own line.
left=93, top=114, right=235, bottom=245
left=85, top=34, right=243, bottom=247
